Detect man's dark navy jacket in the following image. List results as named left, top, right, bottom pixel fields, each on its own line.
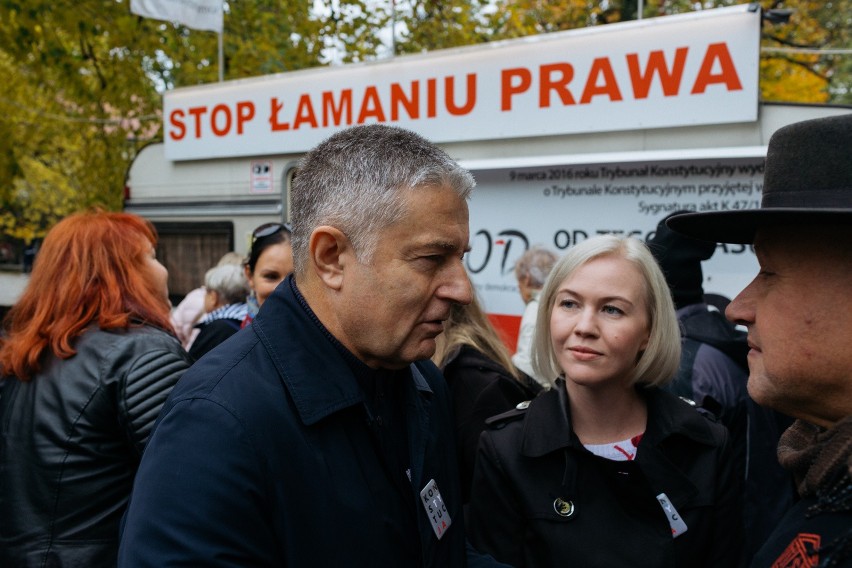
left=118, top=276, right=469, bottom=567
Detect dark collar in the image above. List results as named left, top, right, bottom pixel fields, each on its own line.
left=290, top=278, right=390, bottom=389
left=519, top=381, right=720, bottom=507
left=520, top=382, right=720, bottom=458
left=252, top=275, right=432, bottom=426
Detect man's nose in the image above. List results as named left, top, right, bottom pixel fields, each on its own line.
left=726, top=280, right=756, bottom=327
left=440, top=260, right=473, bottom=305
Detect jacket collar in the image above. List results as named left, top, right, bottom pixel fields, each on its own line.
left=252, top=275, right=432, bottom=426
left=643, top=387, right=720, bottom=447
left=520, top=385, right=574, bottom=457
left=520, top=381, right=719, bottom=458
left=520, top=381, right=719, bottom=506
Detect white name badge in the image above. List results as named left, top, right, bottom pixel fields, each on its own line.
left=420, top=479, right=452, bottom=540
left=656, top=492, right=688, bottom=538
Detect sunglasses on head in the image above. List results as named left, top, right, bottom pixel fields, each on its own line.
left=251, top=222, right=292, bottom=243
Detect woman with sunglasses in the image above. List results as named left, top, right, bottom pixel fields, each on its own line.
left=242, top=222, right=294, bottom=327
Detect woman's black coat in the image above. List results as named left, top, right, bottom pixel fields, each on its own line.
left=468, top=383, right=744, bottom=567
left=442, top=345, right=541, bottom=504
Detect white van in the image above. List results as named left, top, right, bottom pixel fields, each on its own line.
left=123, top=5, right=851, bottom=341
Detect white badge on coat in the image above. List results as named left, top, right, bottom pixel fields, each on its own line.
left=656, top=492, right=688, bottom=538
left=420, top=479, right=452, bottom=540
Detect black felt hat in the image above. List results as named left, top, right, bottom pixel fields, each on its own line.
left=667, top=113, right=852, bottom=244
left=648, top=212, right=716, bottom=310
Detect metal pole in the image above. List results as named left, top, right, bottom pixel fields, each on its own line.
left=390, top=0, right=396, bottom=57
left=218, top=31, right=224, bottom=82
left=638, top=0, right=643, bottom=20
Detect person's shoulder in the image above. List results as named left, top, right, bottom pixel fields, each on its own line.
left=203, top=317, right=242, bottom=329
left=690, top=342, right=748, bottom=405
left=475, top=400, right=533, bottom=460
left=445, top=346, right=513, bottom=378
left=486, top=383, right=559, bottom=428
left=193, top=318, right=241, bottom=343
left=159, top=342, right=292, bottom=440
left=173, top=327, right=268, bottom=399
left=74, top=327, right=191, bottom=394
left=693, top=342, right=748, bottom=378
left=129, top=327, right=192, bottom=365
left=648, top=388, right=729, bottom=446
left=129, top=324, right=184, bottom=342
left=484, top=400, right=531, bottom=431
left=752, top=497, right=852, bottom=568
left=82, top=325, right=182, bottom=354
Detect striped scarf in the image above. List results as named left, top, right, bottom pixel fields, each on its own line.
left=777, top=416, right=852, bottom=567
left=197, top=302, right=248, bottom=326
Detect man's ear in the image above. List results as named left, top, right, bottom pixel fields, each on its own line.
left=310, top=226, right=351, bottom=291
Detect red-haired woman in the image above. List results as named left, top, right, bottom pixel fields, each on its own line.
left=0, top=211, right=192, bottom=567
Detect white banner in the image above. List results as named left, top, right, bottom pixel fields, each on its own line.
left=163, top=5, right=760, bottom=161
left=466, top=155, right=764, bottom=320
left=131, top=0, right=223, bottom=33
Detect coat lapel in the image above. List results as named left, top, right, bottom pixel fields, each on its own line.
left=406, top=364, right=434, bottom=489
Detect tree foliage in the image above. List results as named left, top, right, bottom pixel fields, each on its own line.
left=756, top=0, right=852, bottom=103
left=0, top=0, right=386, bottom=243
left=1, top=0, right=167, bottom=242
left=484, top=0, right=628, bottom=37
left=393, top=0, right=492, bottom=53
left=0, top=39, right=130, bottom=242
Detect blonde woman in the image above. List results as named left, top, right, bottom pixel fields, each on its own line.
left=468, top=235, right=743, bottom=567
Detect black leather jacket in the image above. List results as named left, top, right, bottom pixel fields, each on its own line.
left=0, top=326, right=191, bottom=567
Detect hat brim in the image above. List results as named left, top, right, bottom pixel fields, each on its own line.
left=666, top=208, right=851, bottom=244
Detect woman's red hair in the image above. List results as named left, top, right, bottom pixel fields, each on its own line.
left=0, top=210, right=174, bottom=380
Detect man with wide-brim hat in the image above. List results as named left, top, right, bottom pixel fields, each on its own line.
left=667, top=112, right=852, bottom=568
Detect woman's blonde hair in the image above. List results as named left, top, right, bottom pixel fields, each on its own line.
left=531, top=235, right=680, bottom=388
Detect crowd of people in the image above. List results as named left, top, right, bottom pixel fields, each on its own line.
left=0, top=115, right=849, bottom=567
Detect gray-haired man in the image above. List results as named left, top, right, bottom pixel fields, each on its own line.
left=119, top=125, right=503, bottom=567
